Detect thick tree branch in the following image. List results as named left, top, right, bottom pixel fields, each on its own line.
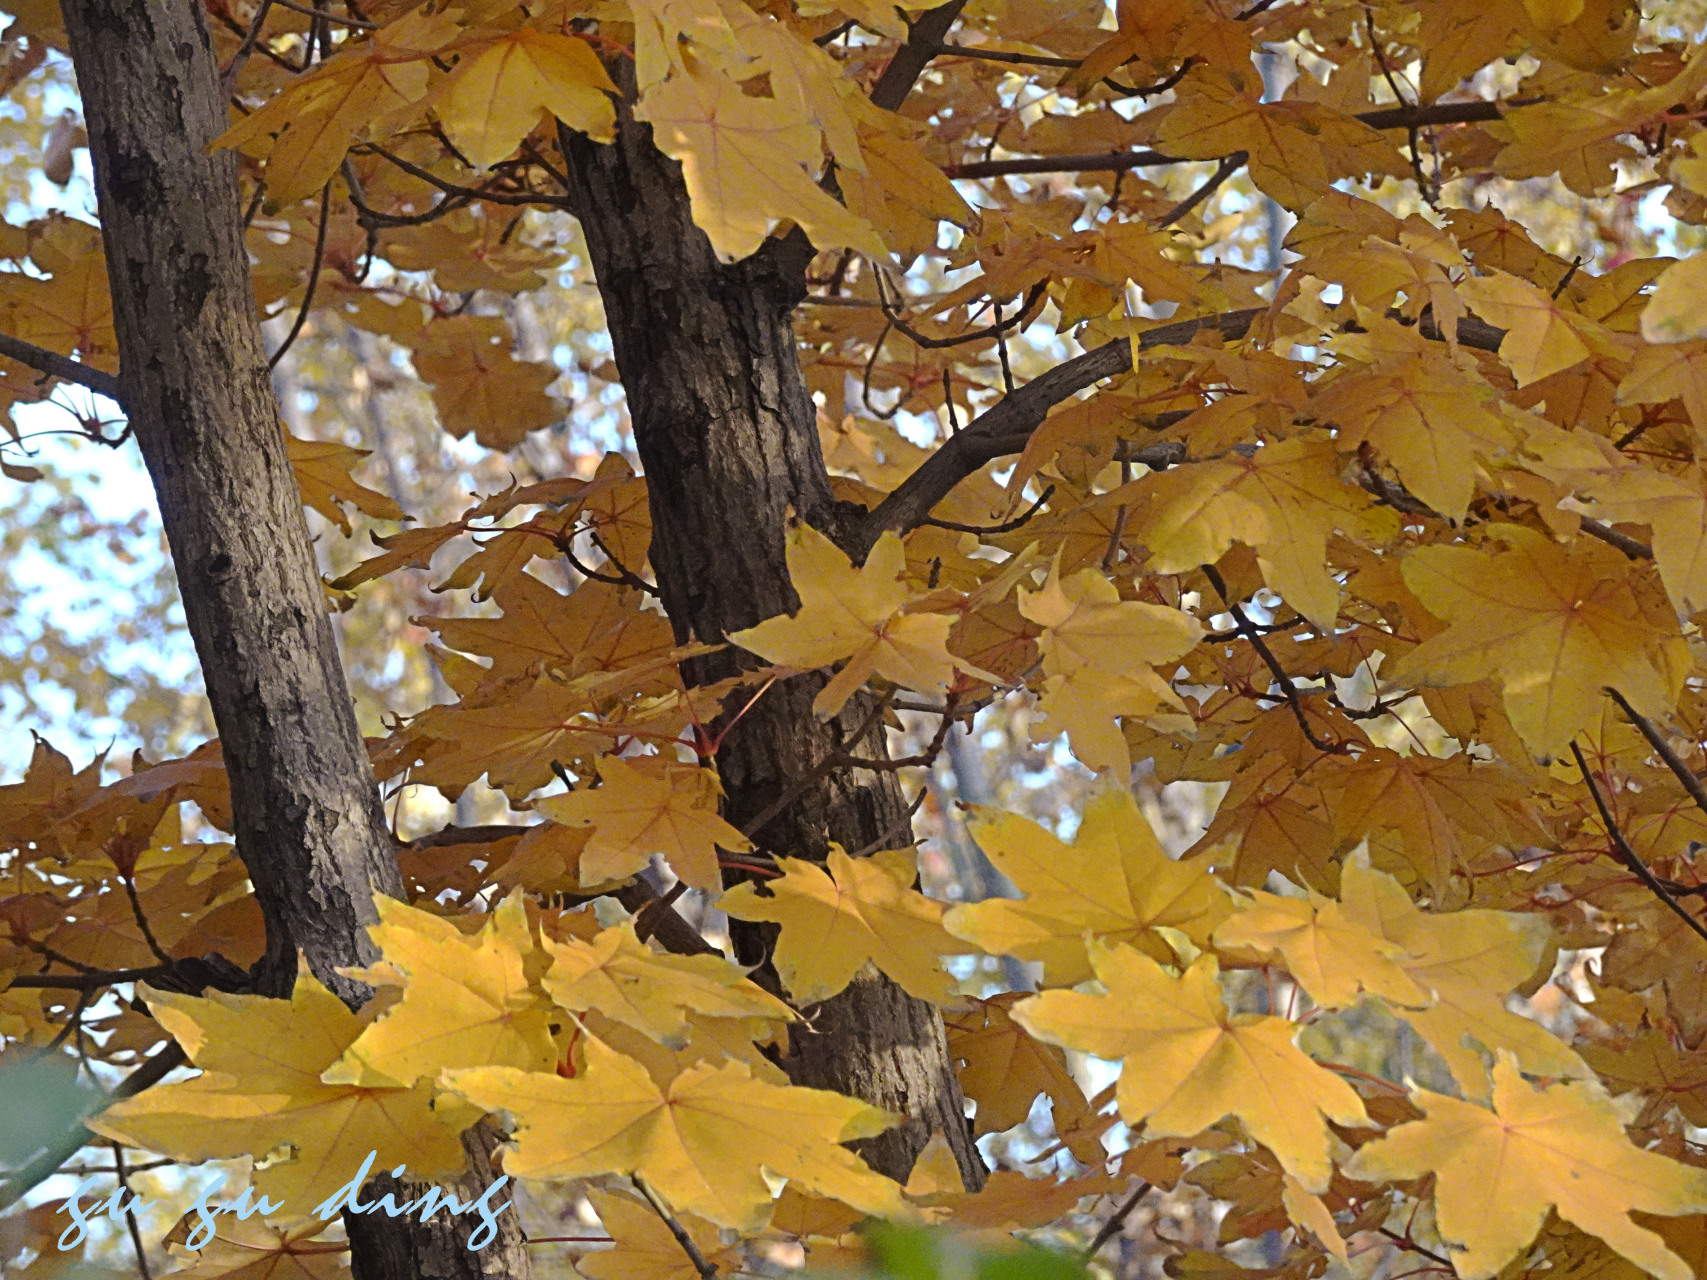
left=857, top=309, right=1510, bottom=551
left=0, top=331, right=122, bottom=403
left=869, top=2, right=967, bottom=112
left=942, top=99, right=1521, bottom=180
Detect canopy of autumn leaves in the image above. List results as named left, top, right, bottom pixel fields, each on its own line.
left=9, top=0, right=1707, bottom=1279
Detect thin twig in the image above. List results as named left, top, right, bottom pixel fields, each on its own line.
left=357, top=144, right=567, bottom=208
left=587, top=528, right=661, bottom=597
left=878, top=277, right=1048, bottom=351
left=1377, top=1228, right=1454, bottom=1269
left=1203, top=564, right=1345, bottom=754
left=268, top=181, right=331, bottom=369
left=121, top=874, right=175, bottom=965
left=632, top=1176, right=718, bottom=1279
left=921, top=484, right=1054, bottom=534
left=994, top=299, right=1015, bottom=394
left=1154, top=152, right=1247, bottom=228
left=220, top=0, right=279, bottom=93
left=1570, top=740, right=1707, bottom=947
left=1082, top=1181, right=1152, bottom=1260
left=849, top=786, right=930, bottom=858
left=268, top=0, right=376, bottom=25
left=112, top=1142, right=153, bottom=1280
left=1605, top=688, right=1707, bottom=822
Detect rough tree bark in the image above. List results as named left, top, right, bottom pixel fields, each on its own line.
left=557, top=87, right=987, bottom=1189
left=58, top=0, right=530, bottom=1274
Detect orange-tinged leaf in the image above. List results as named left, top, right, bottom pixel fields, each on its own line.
left=408, top=316, right=562, bottom=451
left=945, top=994, right=1091, bottom=1139
left=577, top=1187, right=741, bottom=1280
left=719, top=846, right=967, bottom=1005
left=287, top=434, right=405, bottom=535
left=213, top=8, right=455, bottom=201
left=1015, top=559, right=1201, bottom=773
left=1132, top=437, right=1379, bottom=629
left=163, top=1214, right=348, bottom=1280
left=1345, top=1055, right=1707, bottom=1280
left=535, top=755, right=750, bottom=893
left=441, top=1036, right=910, bottom=1230
left=1013, top=944, right=1369, bottom=1192
left=1338, top=859, right=1587, bottom=1096
left=1156, top=68, right=1404, bottom=210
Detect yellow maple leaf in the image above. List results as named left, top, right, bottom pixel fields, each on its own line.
left=442, top=1035, right=910, bottom=1230
left=1015, top=559, right=1202, bottom=773
left=88, top=969, right=473, bottom=1207
left=1013, top=944, right=1369, bottom=1192
left=1313, top=338, right=1513, bottom=523
left=287, top=434, right=405, bottom=535
left=943, top=789, right=1231, bottom=986
left=322, top=891, right=558, bottom=1087
left=541, top=920, right=792, bottom=1046
left=1156, top=68, right=1404, bottom=211
left=578, top=1187, right=742, bottom=1280
left=1212, top=888, right=1431, bottom=1010
left=1643, top=253, right=1707, bottom=344
left=1458, top=271, right=1618, bottom=387
left=1387, top=524, right=1687, bottom=758
left=1131, top=436, right=1381, bottom=629
left=1345, top=1054, right=1707, bottom=1280
left=424, top=27, right=615, bottom=170
left=535, top=755, right=751, bottom=893
left=730, top=522, right=995, bottom=720
left=719, top=847, right=966, bottom=1005
left=635, top=58, right=886, bottom=263
left=1337, top=859, right=1587, bottom=1096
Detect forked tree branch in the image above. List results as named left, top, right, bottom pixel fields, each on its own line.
left=856, top=308, right=1510, bottom=552
left=0, top=331, right=123, bottom=403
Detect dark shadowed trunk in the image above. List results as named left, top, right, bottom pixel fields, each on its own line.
left=59, top=0, right=530, bottom=1274
left=556, top=94, right=986, bottom=1188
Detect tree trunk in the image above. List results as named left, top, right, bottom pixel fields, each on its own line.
left=59, top=0, right=531, bottom=1274
left=556, top=100, right=986, bottom=1189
